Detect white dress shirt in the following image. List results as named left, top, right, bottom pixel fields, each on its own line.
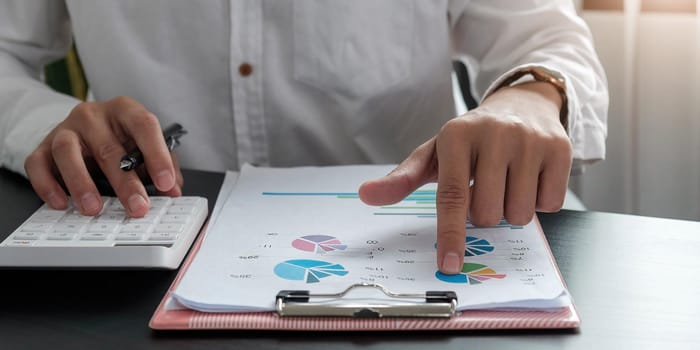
left=0, top=0, right=608, bottom=175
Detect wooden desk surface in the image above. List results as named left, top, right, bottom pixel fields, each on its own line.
left=1, top=168, right=698, bottom=349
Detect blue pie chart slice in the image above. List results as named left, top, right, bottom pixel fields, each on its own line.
left=274, top=259, right=348, bottom=283
left=464, top=236, right=495, bottom=256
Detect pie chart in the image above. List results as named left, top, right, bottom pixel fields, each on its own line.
left=292, top=235, right=347, bottom=254
left=435, top=263, right=506, bottom=285
left=464, top=236, right=495, bottom=256
left=273, top=259, right=349, bottom=283
left=434, top=236, right=495, bottom=256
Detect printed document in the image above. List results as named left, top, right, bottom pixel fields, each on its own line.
left=174, top=165, right=569, bottom=312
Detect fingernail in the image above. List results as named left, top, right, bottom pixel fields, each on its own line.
left=128, top=194, right=149, bottom=215
left=441, top=252, right=462, bottom=274
left=81, top=193, right=101, bottom=213
left=156, top=170, right=175, bottom=191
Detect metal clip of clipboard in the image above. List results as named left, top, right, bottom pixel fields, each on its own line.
left=275, top=283, right=457, bottom=318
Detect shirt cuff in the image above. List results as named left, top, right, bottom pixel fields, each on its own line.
left=1, top=101, right=79, bottom=177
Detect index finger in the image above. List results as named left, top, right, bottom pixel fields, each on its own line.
left=112, top=105, right=176, bottom=193
left=435, top=129, right=471, bottom=275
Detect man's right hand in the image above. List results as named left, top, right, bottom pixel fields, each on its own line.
left=24, top=96, right=183, bottom=217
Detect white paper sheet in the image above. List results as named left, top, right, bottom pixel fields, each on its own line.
left=173, top=165, right=569, bottom=312
left=164, top=170, right=239, bottom=311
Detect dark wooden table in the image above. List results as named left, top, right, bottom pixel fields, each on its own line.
left=1, top=168, right=698, bottom=349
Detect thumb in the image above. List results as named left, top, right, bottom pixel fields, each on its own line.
left=359, top=138, right=437, bottom=206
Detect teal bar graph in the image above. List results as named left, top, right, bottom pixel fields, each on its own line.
left=261, top=191, right=523, bottom=228
left=262, top=190, right=436, bottom=218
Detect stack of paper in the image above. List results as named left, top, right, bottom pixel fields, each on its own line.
left=173, top=165, right=570, bottom=313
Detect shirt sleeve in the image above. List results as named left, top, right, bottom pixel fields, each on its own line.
left=450, top=0, right=609, bottom=166
left=0, top=1, right=81, bottom=176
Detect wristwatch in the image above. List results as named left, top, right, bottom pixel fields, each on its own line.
left=493, top=66, right=569, bottom=131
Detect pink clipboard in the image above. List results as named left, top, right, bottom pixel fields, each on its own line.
left=150, top=218, right=580, bottom=331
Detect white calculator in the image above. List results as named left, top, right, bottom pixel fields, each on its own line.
left=0, top=196, right=208, bottom=269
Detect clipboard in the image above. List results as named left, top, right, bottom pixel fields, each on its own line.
left=149, top=217, right=580, bottom=331
left=275, top=283, right=458, bottom=318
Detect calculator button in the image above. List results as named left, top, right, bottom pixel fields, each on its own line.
left=148, top=206, right=168, bottom=216
left=88, top=223, right=118, bottom=233
left=103, top=208, right=127, bottom=216
left=62, top=214, right=94, bottom=223
left=97, top=213, right=127, bottom=223
left=149, top=232, right=178, bottom=241
left=125, top=215, right=158, bottom=224
left=167, top=205, right=196, bottom=215
left=53, top=223, right=86, bottom=233
left=173, top=197, right=200, bottom=205
left=20, top=223, right=53, bottom=232
left=149, top=197, right=172, bottom=207
left=47, top=232, right=75, bottom=240
left=154, top=223, right=184, bottom=233
left=4, top=240, right=35, bottom=246
left=108, top=200, right=126, bottom=210
left=13, top=232, right=42, bottom=240
left=120, top=223, right=153, bottom=233
left=31, top=212, right=64, bottom=222
left=160, top=214, right=189, bottom=223
left=115, top=232, right=144, bottom=241
left=38, top=206, right=70, bottom=214
left=80, top=232, right=108, bottom=241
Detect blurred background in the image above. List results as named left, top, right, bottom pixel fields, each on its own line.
left=570, top=0, right=700, bottom=221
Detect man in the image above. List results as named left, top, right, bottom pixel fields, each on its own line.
left=0, top=1, right=608, bottom=274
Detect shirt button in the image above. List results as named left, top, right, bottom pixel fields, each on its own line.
left=238, top=63, right=253, bottom=77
